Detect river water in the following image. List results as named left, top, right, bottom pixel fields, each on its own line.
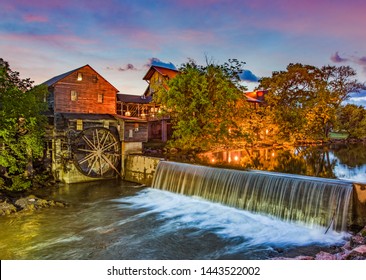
left=198, top=143, right=366, bottom=183
left=0, top=180, right=349, bottom=260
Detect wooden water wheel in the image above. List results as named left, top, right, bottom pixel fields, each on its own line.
left=72, top=127, right=121, bottom=178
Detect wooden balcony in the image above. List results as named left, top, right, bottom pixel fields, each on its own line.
left=116, top=102, right=164, bottom=121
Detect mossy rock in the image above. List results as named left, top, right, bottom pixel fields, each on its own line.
left=0, top=201, right=17, bottom=215
left=35, top=198, right=50, bottom=208
left=55, top=202, right=65, bottom=207
left=14, top=198, right=29, bottom=209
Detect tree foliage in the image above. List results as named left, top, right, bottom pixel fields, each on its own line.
left=259, top=63, right=365, bottom=142
left=335, top=104, right=366, bottom=139
left=153, top=59, right=255, bottom=151
left=0, top=58, right=48, bottom=191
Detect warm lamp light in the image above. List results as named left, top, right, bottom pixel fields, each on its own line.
left=77, top=72, right=83, bottom=81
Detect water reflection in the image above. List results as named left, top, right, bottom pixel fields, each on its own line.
left=199, top=143, right=366, bottom=183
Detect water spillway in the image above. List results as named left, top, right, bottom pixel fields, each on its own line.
left=151, top=161, right=354, bottom=232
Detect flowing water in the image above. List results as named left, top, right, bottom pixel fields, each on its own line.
left=0, top=179, right=350, bottom=260
left=152, top=161, right=353, bottom=231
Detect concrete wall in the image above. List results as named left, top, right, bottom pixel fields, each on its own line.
left=53, top=162, right=110, bottom=184
left=124, top=155, right=162, bottom=186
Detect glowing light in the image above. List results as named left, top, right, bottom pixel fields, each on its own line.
left=234, top=155, right=239, bottom=161
left=77, top=72, right=83, bottom=81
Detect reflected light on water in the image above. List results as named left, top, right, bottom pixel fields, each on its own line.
left=198, top=144, right=366, bottom=183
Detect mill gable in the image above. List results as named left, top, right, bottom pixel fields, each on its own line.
left=44, top=65, right=118, bottom=114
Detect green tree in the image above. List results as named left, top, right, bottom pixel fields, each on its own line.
left=259, top=63, right=365, bottom=142
left=154, top=59, right=254, bottom=151
left=335, top=104, right=366, bottom=139
left=0, top=58, right=48, bottom=191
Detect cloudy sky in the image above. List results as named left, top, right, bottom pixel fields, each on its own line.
left=1, top=0, right=366, bottom=103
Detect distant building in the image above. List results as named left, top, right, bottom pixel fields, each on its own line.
left=116, top=64, right=179, bottom=142
left=245, top=90, right=267, bottom=108
left=142, top=65, right=179, bottom=97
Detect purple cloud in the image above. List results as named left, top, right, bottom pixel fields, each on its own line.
left=331, top=52, right=366, bottom=74
left=331, top=52, right=348, bottom=63
left=356, top=56, right=366, bottom=66
left=144, top=58, right=177, bottom=70
left=240, top=70, right=259, bottom=83
left=118, top=63, right=138, bottom=71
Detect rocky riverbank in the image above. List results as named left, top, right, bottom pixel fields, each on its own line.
left=0, top=192, right=66, bottom=215
left=0, top=171, right=68, bottom=215
left=273, top=226, right=366, bottom=260
left=0, top=185, right=66, bottom=216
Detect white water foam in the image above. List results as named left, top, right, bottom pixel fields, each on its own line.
left=114, top=188, right=349, bottom=248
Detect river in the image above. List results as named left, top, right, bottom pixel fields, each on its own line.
left=198, top=143, right=366, bottom=183
left=0, top=180, right=349, bottom=260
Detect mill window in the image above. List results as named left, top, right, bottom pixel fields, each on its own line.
left=97, top=93, right=104, bottom=103
left=71, top=90, right=78, bottom=101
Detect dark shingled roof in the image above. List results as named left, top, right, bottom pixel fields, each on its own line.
left=117, top=94, right=152, bottom=104
left=43, top=64, right=119, bottom=92
left=56, top=113, right=117, bottom=121
left=43, top=66, right=85, bottom=87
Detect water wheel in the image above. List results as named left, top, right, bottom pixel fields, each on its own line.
left=72, top=127, right=121, bottom=178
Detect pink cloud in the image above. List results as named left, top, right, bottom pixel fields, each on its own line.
left=23, top=14, right=49, bottom=23
left=1, top=32, right=96, bottom=52
left=177, top=0, right=227, bottom=7
left=104, top=23, right=218, bottom=53
left=228, top=0, right=366, bottom=40
left=4, top=0, right=73, bottom=9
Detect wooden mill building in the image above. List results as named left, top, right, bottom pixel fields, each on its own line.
left=42, top=63, right=267, bottom=183
left=116, top=64, right=179, bottom=142
left=44, top=65, right=148, bottom=183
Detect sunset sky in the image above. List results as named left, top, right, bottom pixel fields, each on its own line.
left=1, top=0, right=366, bottom=103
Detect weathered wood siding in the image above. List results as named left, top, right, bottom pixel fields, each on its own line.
left=53, top=65, right=117, bottom=114
left=123, top=121, right=148, bottom=142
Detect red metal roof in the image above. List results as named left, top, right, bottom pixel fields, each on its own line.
left=245, top=90, right=267, bottom=103
left=143, top=65, right=179, bottom=81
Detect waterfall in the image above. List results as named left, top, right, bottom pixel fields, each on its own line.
left=151, top=161, right=353, bottom=232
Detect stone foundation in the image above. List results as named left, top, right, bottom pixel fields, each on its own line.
left=352, top=183, right=366, bottom=228
left=124, top=155, right=162, bottom=186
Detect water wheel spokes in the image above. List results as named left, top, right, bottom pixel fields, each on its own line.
left=73, top=127, right=121, bottom=178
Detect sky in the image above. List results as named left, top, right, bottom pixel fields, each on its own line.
left=1, top=0, right=366, bottom=104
